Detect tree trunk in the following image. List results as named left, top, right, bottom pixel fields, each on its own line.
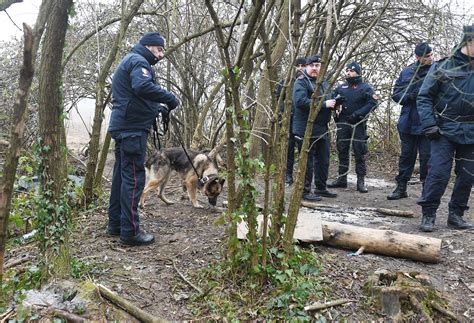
left=321, top=221, right=441, bottom=263
left=249, top=0, right=291, bottom=159
left=0, top=0, right=53, bottom=283
left=37, top=0, right=73, bottom=279
left=0, top=25, right=34, bottom=283
left=82, top=0, right=144, bottom=204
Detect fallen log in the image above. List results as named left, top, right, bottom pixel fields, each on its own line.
left=320, top=221, right=441, bottom=263
left=301, top=200, right=416, bottom=217
left=96, top=284, right=165, bottom=323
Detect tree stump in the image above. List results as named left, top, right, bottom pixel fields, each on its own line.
left=365, top=270, right=458, bottom=321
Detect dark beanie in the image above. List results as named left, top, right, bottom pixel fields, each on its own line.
left=139, top=32, right=165, bottom=47
left=295, top=57, right=307, bottom=66
left=414, top=42, right=432, bottom=56
left=346, top=61, right=361, bottom=75
left=306, top=55, right=321, bottom=64
left=461, top=25, right=474, bottom=43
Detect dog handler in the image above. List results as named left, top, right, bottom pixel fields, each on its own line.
left=107, top=32, right=179, bottom=246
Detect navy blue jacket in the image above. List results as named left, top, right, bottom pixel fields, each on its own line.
left=417, top=49, right=474, bottom=144
left=392, top=61, right=431, bottom=135
left=333, top=76, right=377, bottom=123
left=292, top=72, right=332, bottom=138
left=109, top=43, right=178, bottom=133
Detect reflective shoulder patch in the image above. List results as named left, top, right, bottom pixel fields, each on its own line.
left=141, top=68, right=150, bottom=77
left=372, top=94, right=379, bottom=100
left=341, top=85, right=348, bottom=88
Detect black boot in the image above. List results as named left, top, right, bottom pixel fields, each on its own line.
left=356, top=176, right=368, bottom=193
left=285, top=174, right=293, bottom=186
left=328, top=176, right=347, bottom=188
left=447, top=210, right=473, bottom=230
left=420, top=211, right=436, bottom=232
left=120, top=231, right=155, bottom=246
left=387, top=181, right=408, bottom=200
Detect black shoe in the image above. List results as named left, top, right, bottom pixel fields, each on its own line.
left=120, top=231, right=155, bottom=246
left=285, top=175, right=294, bottom=186
left=327, top=176, right=347, bottom=188
left=447, top=211, right=473, bottom=230
left=387, top=181, right=408, bottom=200
left=106, top=226, right=120, bottom=237
left=303, top=192, right=322, bottom=201
left=315, top=188, right=337, bottom=198
left=420, top=212, right=436, bottom=232
left=356, top=177, right=368, bottom=193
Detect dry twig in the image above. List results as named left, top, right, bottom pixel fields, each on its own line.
left=304, top=298, right=354, bottom=311
left=172, top=260, right=203, bottom=294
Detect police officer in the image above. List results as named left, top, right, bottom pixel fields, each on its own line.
left=107, top=32, right=179, bottom=245
left=276, top=57, right=307, bottom=186
left=328, top=62, right=378, bottom=193
left=292, top=54, right=337, bottom=201
left=388, top=43, right=433, bottom=200
left=417, top=25, right=474, bottom=232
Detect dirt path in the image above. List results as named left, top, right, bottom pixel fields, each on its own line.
left=72, top=160, right=474, bottom=321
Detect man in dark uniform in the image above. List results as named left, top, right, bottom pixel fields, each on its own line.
left=328, top=62, right=378, bottom=193
left=276, top=57, right=307, bottom=186
left=107, top=32, right=179, bottom=245
left=292, top=54, right=337, bottom=201
left=388, top=43, right=433, bottom=200
left=417, top=25, right=474, bottom=232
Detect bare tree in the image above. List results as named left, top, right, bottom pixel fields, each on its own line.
left=36, top=0, right=74, bottom=279
left=0, top=0, right=52, bottom=283
left=82, top=0, right=145, bottom=204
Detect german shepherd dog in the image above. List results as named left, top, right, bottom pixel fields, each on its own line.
left=140, top=147, right=225, bottom=208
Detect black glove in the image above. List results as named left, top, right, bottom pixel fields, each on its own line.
left=161, top=108, right=170, bottom=125
left=408, top=89, right=418, bottom=101
left=423, top=125, right=441, bottom=140
left=334, top=95, right=346, bottom=106
left=346, top=114, right=360, bottom=125
left=167, top=97, right=179, bottom=111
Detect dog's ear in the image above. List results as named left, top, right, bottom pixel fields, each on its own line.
left=214, top=153, right=226, bottom=170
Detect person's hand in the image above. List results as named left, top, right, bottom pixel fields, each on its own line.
left=325, top=99, right=336, bottom=108
left=423, top=125, right=441, bottom=140
left=346, top=114, right=360, bottom=124
left=167, top=97, right=179, bottom=111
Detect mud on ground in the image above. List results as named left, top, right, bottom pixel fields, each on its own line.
left=70, top=155, right=473, bottom=321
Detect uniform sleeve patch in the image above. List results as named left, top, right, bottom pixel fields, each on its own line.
left=372, top=94, right=379, bottom=100
left=141, top=68, right=150, bottom=77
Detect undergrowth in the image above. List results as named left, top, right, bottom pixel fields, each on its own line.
left=189, top=245, right=331, bottom=320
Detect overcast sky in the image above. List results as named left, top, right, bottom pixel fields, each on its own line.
left=0, top=0, right=472, bottom=42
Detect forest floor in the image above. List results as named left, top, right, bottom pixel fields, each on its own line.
left=5, top=151, right=474, bottom=321
left=69, top=151, right=473, bottom=321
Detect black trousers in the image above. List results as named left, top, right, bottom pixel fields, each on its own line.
left=108, top=130, right=148, bottom=237
left=418, top=136, right=474, bottom=214
left=296, top=135, right=330, bottom=193
left=395, top=132, right=430, bottom=183
left=335, top=122, right=368, bottom=176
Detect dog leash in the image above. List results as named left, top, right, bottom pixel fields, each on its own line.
left=152, top=105, right=171, bottom=150
left=171, top=118, right=210, bottom=187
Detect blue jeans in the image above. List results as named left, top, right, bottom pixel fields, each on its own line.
left=417, top=136, right=474, bottom=213
left=108, top=131, right=148, bottom=237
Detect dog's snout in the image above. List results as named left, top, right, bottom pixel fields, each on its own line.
left=208, top=197, right=217, bottom=206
